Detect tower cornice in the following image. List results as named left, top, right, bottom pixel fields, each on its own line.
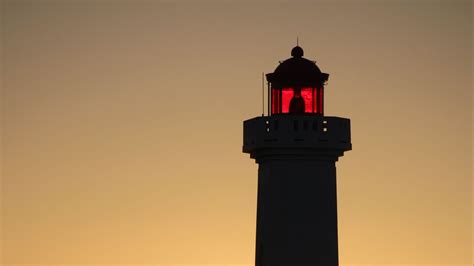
left=243, top=115, right=351, bottom=162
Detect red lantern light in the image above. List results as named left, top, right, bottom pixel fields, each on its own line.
left=271, top=87, right=324, bottom=115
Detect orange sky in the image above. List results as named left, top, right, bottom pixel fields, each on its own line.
left=1, top=1, right=472, bottom=265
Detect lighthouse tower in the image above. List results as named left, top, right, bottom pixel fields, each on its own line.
left=243, top=46, right=352, bottom=266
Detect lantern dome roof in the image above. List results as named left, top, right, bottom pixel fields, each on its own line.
left=266, top=46, right=329, bottom=88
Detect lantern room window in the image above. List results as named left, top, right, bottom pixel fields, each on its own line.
left=271, top=87, right=324, bottom=115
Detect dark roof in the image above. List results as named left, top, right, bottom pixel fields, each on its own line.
left=266, top=46, right=329, bottom=88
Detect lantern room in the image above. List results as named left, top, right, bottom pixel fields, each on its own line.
left=266, top=46, right=329, bottom=115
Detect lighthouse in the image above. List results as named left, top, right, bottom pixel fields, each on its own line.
left=243, top=46, right=352, bottom=266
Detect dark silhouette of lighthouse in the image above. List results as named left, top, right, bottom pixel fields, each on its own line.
left=243, top=46, right=352, bottom=266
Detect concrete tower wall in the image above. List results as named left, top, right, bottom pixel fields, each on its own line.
left=256, top=160, right=339, bottom=265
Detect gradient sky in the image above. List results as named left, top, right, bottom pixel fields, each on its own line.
left=1, top=0, right=472, bottom=265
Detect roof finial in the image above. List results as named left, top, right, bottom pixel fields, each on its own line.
left=297, top=36, right=299, bottom=46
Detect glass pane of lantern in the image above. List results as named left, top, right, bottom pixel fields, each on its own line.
left=313, top=87, right=318, bottom=113
left=281, top=88, right=294, bottom=113
left=301, top=88, right=313, bottom=113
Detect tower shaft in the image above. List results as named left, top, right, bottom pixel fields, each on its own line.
left=256, top=159, right=339, bottom=265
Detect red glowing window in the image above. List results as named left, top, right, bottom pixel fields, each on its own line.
left=281, top=88, right=294, bottom=113
left=271, top=87, right=323, bottom=114
left=281, top=88, right=313, bottom=113
left=300, top=88, right=313, bottom=113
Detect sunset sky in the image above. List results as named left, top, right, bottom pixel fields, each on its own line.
left=1, top=0, right=472, bottom=265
